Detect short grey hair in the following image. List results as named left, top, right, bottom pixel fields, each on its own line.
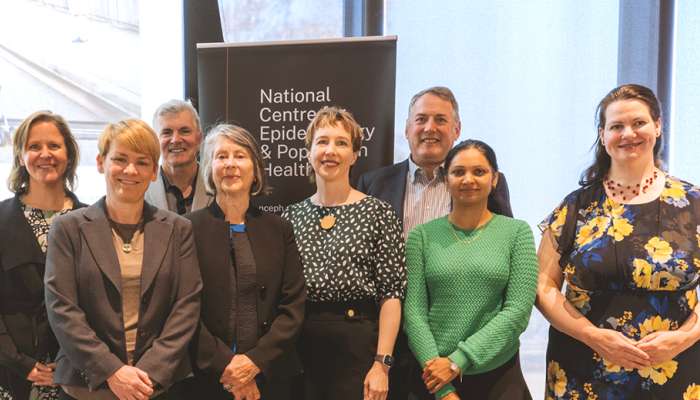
left=407, top=86, right=460, bottom=123
left=201, top=124, right=269, bottom=197
left=152, top=99, right=202, bottom=133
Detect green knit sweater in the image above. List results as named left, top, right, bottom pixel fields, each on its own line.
left=404, top=214, right=538, bottom=398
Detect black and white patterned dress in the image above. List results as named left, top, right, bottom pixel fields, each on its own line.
left=282, top=196, right=406, bottom=303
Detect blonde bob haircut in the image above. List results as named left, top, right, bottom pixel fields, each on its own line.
left=201, top=123, right=269, bottom=197
left=8, top=110, right=80, bottom=194
left=98, top=119, right=160, bottom=167
left=304, top=106, right=363, bottom=153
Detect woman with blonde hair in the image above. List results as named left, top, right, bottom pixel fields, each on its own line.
left=283, top=107, right=406, bottom=400
left=45, top=119, right=202, bottom=400
left=0, top=111, right=84, bottom=400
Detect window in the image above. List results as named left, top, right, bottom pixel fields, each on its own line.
left=385, top=0, right=620, bottom=391
left=218, top=0, right=344, bottom=43
left=669, top=1, right=700, bottom=183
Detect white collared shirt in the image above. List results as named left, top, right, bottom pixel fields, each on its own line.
left=402, top=157, right=451, bottom=237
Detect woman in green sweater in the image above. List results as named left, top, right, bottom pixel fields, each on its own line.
left=404, top=139, right=538, bottom=400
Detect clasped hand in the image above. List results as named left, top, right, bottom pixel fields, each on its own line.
left=107, top=365, right=153, bottom=400
left=588, top=327, right=690, bottom=369
left=422, top=357, right=459, bottom=394
left=27, top=362, right=56, bottom=387
left=363, top=361, right=389, bottom=400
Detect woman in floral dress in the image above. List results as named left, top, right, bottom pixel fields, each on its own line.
left=536, top=84, right=700, bottom=400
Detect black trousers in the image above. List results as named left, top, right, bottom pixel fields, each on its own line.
left=301, top=301, right=378, bottom=400
left=411, top=351, right=532, bottom=400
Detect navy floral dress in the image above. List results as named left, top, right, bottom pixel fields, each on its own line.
left=541, top=175, right=700, bottom=400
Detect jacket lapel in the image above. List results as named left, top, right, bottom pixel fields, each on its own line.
left=392, top=160, right=410, bottom=221
left=140, top=206, right=173, bottom=296
left=192, top=170, right=213, bottom=211
left=81, top=202, right=123, bottom=294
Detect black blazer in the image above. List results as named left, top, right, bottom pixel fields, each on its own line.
left=356, top=158, right=514, bottom=219
left=186, top=202, right=305, bottom=380
left=0, top=193, right=84, bottom=395
left=45, top=199, right=202, bottom=390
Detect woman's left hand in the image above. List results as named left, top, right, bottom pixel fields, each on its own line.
left=422, top=357, right=459, bottom=394
left=363, top=361, right=389, bottom=400
left=220, top=354, right=260, bottom=387
left=636, top=330, right=692, bottom=365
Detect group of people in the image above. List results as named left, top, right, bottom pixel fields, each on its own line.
left=0, top=83, right=698, bottom=400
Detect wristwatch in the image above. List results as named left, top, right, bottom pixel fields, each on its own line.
left=374, top=354, right=394, bottom=368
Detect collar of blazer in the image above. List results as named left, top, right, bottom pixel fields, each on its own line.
left=80, top=197, right=173, bottom=296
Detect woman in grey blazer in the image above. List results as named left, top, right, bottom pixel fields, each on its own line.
left=44, top=119, right=202, bottom=400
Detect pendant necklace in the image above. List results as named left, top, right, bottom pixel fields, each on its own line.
left=319, top=210, right=336, bottom=230
left=109, top=218, right=143, bottom=254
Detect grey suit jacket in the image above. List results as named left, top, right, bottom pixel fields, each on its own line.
left=356, top=158, right=513, bottom=220
left=44, top=199, right=202, bottom=390
left=144, top=168, right=212, bottom=213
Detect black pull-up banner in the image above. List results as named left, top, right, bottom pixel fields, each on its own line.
left=197, top=36, right=396, bottom=214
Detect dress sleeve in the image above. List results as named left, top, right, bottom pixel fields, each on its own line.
left=447, top=221, right=538, bottom=372
left=538, top=191, right=580, bottom=256
left=373, top=204, right=406, bottom=302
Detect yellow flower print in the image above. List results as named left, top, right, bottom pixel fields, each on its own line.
left=639, top=315, right=672, bottom=338
left=644, top=237, right=673, bottom=264
left=547, top=361, right=567, bottom=397
left=637, top=360, right=678, bottom=385
left=603, top=359, right=622, bottom=373
left=632, top=259, right=653, bottom=289
left=651, top=270, right=681, bottom=291
left=549, top=206, right=567, bottom=237
left=688, top=289, right=698, bottom=310
left=583, top=201, right=599, bottom=214
left=661, top=180, right=686, bottom=201
left=576, top=216, right=609, bottom=247
left=678, top=259, right=689, bottom=271
left=684, top=383, right=700, bottom=400
left=695, top=258, right=700, bottom=270
left=607, top=217, right=633, bottom=241
left=603, top=198, right=625, bottom=218
left=566, top=286, right=591, bottom=313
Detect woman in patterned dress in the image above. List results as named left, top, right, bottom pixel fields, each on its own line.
left=282, top=106, right=406, bottom=400
left=0, top=111, right=84, bottom=400
left=537, top=84, right=700, bottom=399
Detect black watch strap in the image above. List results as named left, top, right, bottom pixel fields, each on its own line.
left=374, top=354, right=394, bottom=368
